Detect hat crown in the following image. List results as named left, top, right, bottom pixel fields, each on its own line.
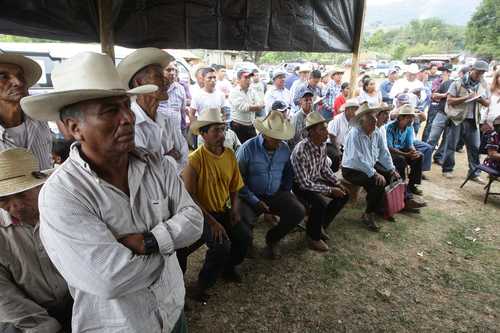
left=262, top=111, right=287, bottom=131
left=397, top=104, right=416, bottom=115
left=0, top=148, right=39, bottom=182
left=52, top=52, right=127, bottom=92
left=305, top=111, right=326, bottom=128
left=199, top=108, right=224, bottom=123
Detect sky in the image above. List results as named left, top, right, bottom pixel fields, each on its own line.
left=365, top=0, right=482, bottom=28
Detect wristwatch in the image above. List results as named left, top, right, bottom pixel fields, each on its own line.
left=143, top=232, right=159, bottom=254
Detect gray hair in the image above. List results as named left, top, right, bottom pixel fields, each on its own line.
left=60, top=102, right=85, bottom=122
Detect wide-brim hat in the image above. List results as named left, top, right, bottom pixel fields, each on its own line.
left=190, top=108, right=225, bottom=135
left=298, top=64, right=312, bottom=73
left=339, top=98, right=360, bottom=112
left=392, top=104, right=417, bottom=117
left=20, top=52, right=157, bottom=121
left=406, top=63, right=420, bottom=75
left=305, top=111, right=327, bottom=129
left=0, top=52, right=42, bottom=88
left=117, top=47, right=174, bottom=88
left=254, top=111, right=295, bottom=141
left=0, top=148, right=54, bottom=198
left=351, top=102, right=380, bottom=125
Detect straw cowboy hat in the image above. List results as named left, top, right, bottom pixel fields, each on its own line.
left=392, top=104, right=417, bottom=117
left=0, top=148, right=54, bottom=198
left=20, top=52, right=158, bottom=121
left=351, top=102, right=382, bottom=125
left=298, top=64, right=312, bottom=73
left=117, top=47, right=174, bottom=88
left=339, top=98, right=360, bottom=112
left=305, top=111, right=327, bottom=129
left=190, top=108, right=225, bottom=135
left=0, top=52, right=42, bottom=88
left=254, top=111, right=295, bottom=141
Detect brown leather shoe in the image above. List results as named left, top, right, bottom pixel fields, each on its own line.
left=406, top=198, right=426, bottom=209
left=308, top=239, right=329, bottom=252
left=320, top=227, right=330, bottom=241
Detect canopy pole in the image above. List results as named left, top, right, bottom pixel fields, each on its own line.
left=349, top=0, right=366, bottom=98
left=98, top=0, right=115, bottom=63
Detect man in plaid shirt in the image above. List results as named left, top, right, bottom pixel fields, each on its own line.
left=291, top=111, right=349, bottom=252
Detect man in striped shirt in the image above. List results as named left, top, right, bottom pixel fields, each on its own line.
left=291, top=112, right=349, bottom=252
left=0, top=53, right=52, bottom=169
left=158, top=61, right=188, bottom=135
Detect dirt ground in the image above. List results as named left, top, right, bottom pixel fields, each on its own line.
left=183, top=151, right=500, bottom=333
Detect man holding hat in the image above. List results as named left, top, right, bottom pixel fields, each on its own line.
left=290, top=64, right=312, bottom=114
left=289, top=88, right=314, bottom=150
left=180, top=108, right=250, bottom=302
left=291, top=112, right=349, bottom=252
left=117, top=47, right=188, bottom=172
left=229, top=69, right=264, bottom=143
left=237, top=111, right=304, bottom=258
left=20, top=52, right=204, bottom=332
left=0, top=52, right=52, bottom=170
left=0, top=148, right=72, bottom=333
left=264, top=69, right=291, bottom=114
left=441, top=60, right=490, bottom=182
left=342, top=103, right=399, bottom=231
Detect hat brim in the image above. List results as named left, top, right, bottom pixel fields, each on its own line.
left=305, top=120, right=327, bottom=130
left=0, top=53, right=42, bottom=88
left=254, top=118, right=295, bottom=141
left=190, top=120, right=225, bottom=135
left=20, top=85, right=158, bottom=122
left=0, top=168, right=54, bottom=198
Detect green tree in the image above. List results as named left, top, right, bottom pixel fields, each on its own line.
left=465, top=0, right=500, bottom=60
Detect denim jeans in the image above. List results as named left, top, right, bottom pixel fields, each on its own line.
left=426, top=111, right=448, bottom=163
left=414, top=140, right=432, bottom=172
left=442, top=119, right=481, bottom=177
left=422, top=103, right=440, bottom=142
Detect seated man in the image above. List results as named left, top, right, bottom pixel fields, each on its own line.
left=117, top=47, right=189, bottom=172
left=237, top=111, right=305, bottom=259
left=291, top=112, right=349, bottom=252
left=180, top=108, right=251, bottom=302
left=20, top=52, right=203, bottom=332
left=386, top=105, right=427, bottom=198
left=483, top=116, right=500, bottom=173
left=198, top=108, right=241, bottom=152
left=342, top=103, right=400, bottom=231
left=0, top=149, right=72, bottom=333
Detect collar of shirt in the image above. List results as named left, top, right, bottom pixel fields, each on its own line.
left=131, top=101, right=159, bottom=126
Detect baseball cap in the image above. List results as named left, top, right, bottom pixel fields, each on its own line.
left=237, top=69, right=254, bottom=79
left=272, top=69, right=287, bottom=80
left=271, top=100, right=289, bottom=112
left=299, top=87, right=314, bottom=99
left=472, top=60, right=489, bottom=72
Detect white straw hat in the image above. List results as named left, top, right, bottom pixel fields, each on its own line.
left=339, top=98, right=360, bottom=112
left=0, top=148, right=54, bottom=198
left=190, top=108, right=225, bottom=135
left=392, top=104, right=417, bottom=117
left=20, top=52, right=158, bottom=121
left=0, top=52, right=42, bottom=88
left=254, top=111, right=295, bottom=140
left=117, top=47, right=174, bottom=88
left=305, top=111, right=327, bottom=129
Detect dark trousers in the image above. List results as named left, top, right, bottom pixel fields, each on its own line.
left=326, top=142, right=342, bottom=173
left=177, top=210, right=251, bottom=289
left=239, top=191, right=305, bottom=244
left=342, top=166, right=392, bottom=214
left=391, top=151, right=422, bottom=187
left=292, top=184, right=349, bottom=241
left=230, top=121, right=256, bottom=144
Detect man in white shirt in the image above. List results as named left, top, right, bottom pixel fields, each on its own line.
left=389, top=64, right=426, bottom=103
left=190, top=67, right=225, bottom=120
left=158, top=61, right=188, bottom=134
left=328, top=98, right=359, bottom=149
left=117, top=48, right=188, bottom=172
left=229, top=69, right=264, bottom=143
left=264, top=69, right=291, bottom=114
left=20, top=51, right=203, bottom=333
left=214, top=65, right=232, bottom=99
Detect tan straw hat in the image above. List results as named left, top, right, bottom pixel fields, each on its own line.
left=190, top=108, right=225, bottom=135
left=0, top=148, right=54, bottom=198
left=20, top=52, right=158, bottom=121
left=305, top=111, right=327, bottom=129
left=351, top=102, right=380, bottom=125
left=117, top=47, right=174, bottom=88
left=393, top=104, right=417, bottom=117
left=254, top=111, right=295, bottom=141
left=339, top=98, right=360, bottom=112
left=0, top=52, right=42, bottom=88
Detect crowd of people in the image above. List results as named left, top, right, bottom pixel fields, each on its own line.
left=0, top=47, right=499, bottom=332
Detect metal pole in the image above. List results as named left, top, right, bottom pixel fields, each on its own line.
left=349, top=0, right=366, bottom=98
left=98, top=0, right=115, bottom=63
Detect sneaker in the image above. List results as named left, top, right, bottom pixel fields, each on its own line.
left=362, top=213, right=380, bottom=232
left=443, top=172, right=454, bottom=179
left=308, top=239, right=329, bottom=252
left=409, top=185, right=423, bottom=196
left=470, top=176, right=486, bottom=185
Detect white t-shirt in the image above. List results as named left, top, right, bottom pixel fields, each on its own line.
left=215, top=79, right=233, bottom=97
left=191, top=89, right=225, bottom=117
left=328, top=113, right=350, bottom=147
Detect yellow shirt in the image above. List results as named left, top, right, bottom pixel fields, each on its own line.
left=188, top=145, right=244, bottom=213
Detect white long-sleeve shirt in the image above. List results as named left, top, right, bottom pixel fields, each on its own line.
left=264, top=85, right=291, bottom=114
left=39, top=145, right=203, bottom=333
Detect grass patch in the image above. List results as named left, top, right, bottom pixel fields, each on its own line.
left=446, top=226, right=488, bottom=257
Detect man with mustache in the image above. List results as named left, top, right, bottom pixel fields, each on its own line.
left=117, top=48, right=188, bottom=172
left=179, top=108, right=250, bottom=303
left=0, top=52, right=52, bottom=169
left=20, top=52, right=203, bottom=332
